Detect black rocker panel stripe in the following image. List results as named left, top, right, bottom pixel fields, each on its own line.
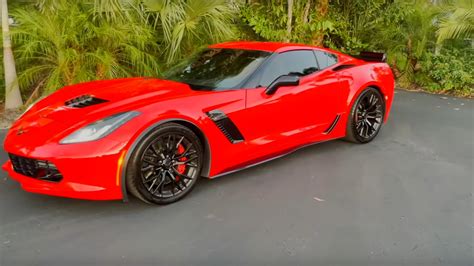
left=206, top=110, right=244, bottom=144
left=324, top=114, right=341, bottom=134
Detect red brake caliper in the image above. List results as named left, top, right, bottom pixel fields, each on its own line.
left=176, top=144, right=187, bottom=181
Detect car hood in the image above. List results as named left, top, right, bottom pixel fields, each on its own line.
left=21, top=77, right=194, bottom=121
left=8, top=78, right=196, bottom=142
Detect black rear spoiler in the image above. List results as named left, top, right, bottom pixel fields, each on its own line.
left=353, top=51, right=387, bottom=63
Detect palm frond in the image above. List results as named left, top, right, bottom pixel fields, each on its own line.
left=11, top=1, right=161, bottom=96
left=437, top=7, right=474, bottom=43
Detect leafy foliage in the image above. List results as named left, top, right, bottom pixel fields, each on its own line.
left=240, top=0, right=473, bottom=96
left=421, top=48, right=473, bottom=96
left=240, top=1, right=288, bottom=41
left=436, top=0, right=473, bottom=43
left=2, top=0, right=473, bottom=102
left=377, top=2, right=438, bottom=86
left=325, top=0, right=395, bottom=52
left=437, top=7, right=474, bottom=43
left=240, top=0, right=334, bottom=44
left=143, top=0, right=236, bottom=63
left=7, top=0, right=236, bottom=98
left=12, top=1, right=160, bottom=95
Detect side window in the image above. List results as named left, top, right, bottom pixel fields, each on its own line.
left=314, top=50, right=338, bottom=70
left=259, top=50, right=318, bottom=87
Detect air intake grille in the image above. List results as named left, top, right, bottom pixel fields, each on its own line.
left=206, top=110, right=244, bottom=144
left=9, top=154, right=63, bottom=182
left=65, top=95, right=108, bottom=108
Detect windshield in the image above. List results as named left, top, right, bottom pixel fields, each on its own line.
left=164, top=48, right=271, bottom=90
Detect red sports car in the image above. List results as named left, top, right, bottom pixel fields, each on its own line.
left=3, top=42, right=394, bottom=204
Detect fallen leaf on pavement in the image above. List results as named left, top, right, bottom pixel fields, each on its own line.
left=313, top=197, right=325, bottom=202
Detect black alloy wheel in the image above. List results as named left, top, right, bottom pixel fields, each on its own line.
left=127, top=123, right=203, bottom=204
left=345, top=87, right=385, bottom=143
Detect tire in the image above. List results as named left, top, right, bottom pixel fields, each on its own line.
left=126, top=123, right=203, bottom=205
left=344, top=87, right=385, bottom=143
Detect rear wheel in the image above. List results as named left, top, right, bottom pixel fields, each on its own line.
left=345, top=87, right=385, bottom=143
left=126, top=123, right=203, bottom=204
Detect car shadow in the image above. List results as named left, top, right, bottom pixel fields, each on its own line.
left=0, top=136, right=373, bottom=221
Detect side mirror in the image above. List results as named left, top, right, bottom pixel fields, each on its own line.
left=265, top=75, right=300, bottom=95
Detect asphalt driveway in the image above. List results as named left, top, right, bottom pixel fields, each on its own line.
left=0, top=90, right=472, bottom=266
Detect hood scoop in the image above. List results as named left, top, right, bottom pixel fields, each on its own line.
left=65, top=95, right=108, bottom=108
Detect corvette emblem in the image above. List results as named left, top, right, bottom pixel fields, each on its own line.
left=17, top=127, right=26, bottom=135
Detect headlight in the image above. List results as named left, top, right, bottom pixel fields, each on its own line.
left=60, top=111, right=140, bottom=144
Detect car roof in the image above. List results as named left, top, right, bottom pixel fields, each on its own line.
left=209, top=41, right=340, bottom=54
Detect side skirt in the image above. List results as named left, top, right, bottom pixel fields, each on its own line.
left=209, top=135, right=343, bottom=179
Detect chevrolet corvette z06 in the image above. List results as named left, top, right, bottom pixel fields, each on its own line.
left=3, top=42, right=394, bottom=204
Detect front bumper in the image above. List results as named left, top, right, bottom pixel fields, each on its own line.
left=3, top=136, right=126, bottom=200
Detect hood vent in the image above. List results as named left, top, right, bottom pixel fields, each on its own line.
left=65, top=95, right=108, bottom=108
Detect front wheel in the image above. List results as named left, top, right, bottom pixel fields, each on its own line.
left=126, top=123, right=203, bottom=205
left=345, top=87, right=385, bottom=143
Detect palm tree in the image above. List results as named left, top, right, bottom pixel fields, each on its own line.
left=143, top=0, right=236, bottom=63
left=2, top=0, right=23, bottom=109
left=437, top=7, right=474, bottom=43
left=376, top=2, right=438, bottom=84
left=11, top=0, right=236, bottom=100
left=12, top=1, right=160, bottom=95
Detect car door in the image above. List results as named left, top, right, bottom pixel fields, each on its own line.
left=310, top=49, right=349, bottom=129
left=235, top=49, right=346, bottom=160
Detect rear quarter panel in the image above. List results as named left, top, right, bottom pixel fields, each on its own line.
left=339, top=62, right=395, bottom=122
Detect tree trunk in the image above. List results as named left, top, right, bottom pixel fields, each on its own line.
left=2, top=0, right=23, bottom=109
left=312, top=0, right=328, bottom=46
left=302, top=0, right=311, bottom=24
left=286, top=0, right=293, bottom=42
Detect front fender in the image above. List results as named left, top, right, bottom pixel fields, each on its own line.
left=116, top=114, right=212, bottom=202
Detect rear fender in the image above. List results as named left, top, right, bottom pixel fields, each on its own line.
left=345, top=63, right=395, bottom=123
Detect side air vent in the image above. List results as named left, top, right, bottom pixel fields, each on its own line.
left=332, top=64, right=356, bottom=71
left=323, top=114, right=341, bottom=134
left=206, top=110, right=244, bottom=144
left=65, top=95, right=108, bottom=108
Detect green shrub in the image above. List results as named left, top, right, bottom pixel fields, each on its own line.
left=421, top=48, right=474, bottom=96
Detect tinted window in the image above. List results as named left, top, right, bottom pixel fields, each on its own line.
left=164, top=48, right=270, bottom=90
left=314, top=50, right=338, bottom=69
left=259, top=50, right=318, bottom=87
